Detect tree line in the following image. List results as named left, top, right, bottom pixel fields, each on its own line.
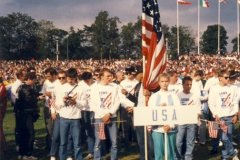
left=0, top=11, right=237, bottom=60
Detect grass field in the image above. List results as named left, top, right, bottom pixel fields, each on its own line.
left=2, top=104, right=238, bottom=160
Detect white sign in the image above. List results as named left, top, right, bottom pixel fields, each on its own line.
left=134, top=106, right=200, bottom=126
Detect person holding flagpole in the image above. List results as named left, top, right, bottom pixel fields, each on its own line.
left=148, top=73, right=180, bottom=160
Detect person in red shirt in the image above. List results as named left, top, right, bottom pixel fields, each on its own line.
left=0, top=77, right=7, bottom=157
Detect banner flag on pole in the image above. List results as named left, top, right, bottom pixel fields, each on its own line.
left=177, top=0, right=192, bottom=5
left=200, top=0, right=209, bottom=8
left=219, top=0, right=227, bottom=4
left=142, top=0, right=167, bottom=91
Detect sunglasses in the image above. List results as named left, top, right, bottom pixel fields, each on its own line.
left=58, top=77, right=66, bottom=80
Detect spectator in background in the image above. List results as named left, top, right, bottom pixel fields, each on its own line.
left=11, top=69, right=26, bottom=153
left=168, top=70, right=182, bottom=95
left=0, top=77, right=7, bottom=158
left=78, top=71, right=95, bottom=160
left=40, top=67, right=58, bottom=151
left=119, top=66, right=138, bottom=148
left=15, top=72, right=40, bottom=160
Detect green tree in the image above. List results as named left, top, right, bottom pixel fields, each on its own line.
left=162, top=24, right=171, bottom=40
left=0, top=12, right=39, bottom=59
left=37, top=20, right=55, bottom=59
left=120, top=22, right=135, bottom=58
left=45, top=28, right=68, bottom=60
left=231, top=35, right=240, bottom=53
left=89, top=11, right=120, bottom=59
left=132, top=16, right=141, bottom=58
left=168, top=25, right=195, bottom=58
left=62, top=27, right=91, bottom=59
left=201, top=24, right=228, bottom=54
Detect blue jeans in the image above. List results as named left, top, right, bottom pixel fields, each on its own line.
left=82, top=111, right=95, bottom=155
left=49, top=115, right=73, bottom=157
left=59, top=117, right=82, bottom=160
left=176, top=124, right=196, bottom=160
left=94, top=117, right=117, bottom=160
left=221, top=116, right=235, bottom=159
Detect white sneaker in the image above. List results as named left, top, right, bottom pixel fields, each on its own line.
left=50, top=156, right=56, bottom=160
left=18, top=155, right=23, bottom=159
left=219, top=141, right=223, bottom=147
left=16, top=145, right=19, bottom=152
left=22, top=156, right=29, bottom=160
left=28, top=156, right=38, bottom=160
left=233, top=156, right=239, bottom=160
left=84, top=153, right=93, bottom=160
left=232, top=141, right=238, bottom=146
left=22, top=155, right=38, bottom=160
left=66, top=157, right=73, bottom=160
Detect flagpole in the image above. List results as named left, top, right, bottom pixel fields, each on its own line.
left=164, top=132, right=168, bottom=160
left=143, top=56, right=148, bottom=160
left=198, top=0, right=200, bottom=55
left=177, top=0, right=180, bottom=57
left=218, top=0, right=221, bottom=54
left=237, top=0, right=240, bottom=55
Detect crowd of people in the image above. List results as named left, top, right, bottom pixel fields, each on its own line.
left=0, top=53, right=239, bottom=160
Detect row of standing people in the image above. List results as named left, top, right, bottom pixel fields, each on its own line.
left=7, top=65, right=240, bottom=160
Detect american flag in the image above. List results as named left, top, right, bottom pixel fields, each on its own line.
left=98, top=122, right=106, bottom=140
left=103, top=93, right=112, bottom=108
left=142, top=0, right=167, bottom=91
left=208, top=121, right=219, bottom=138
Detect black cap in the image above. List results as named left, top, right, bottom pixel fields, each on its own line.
left=125, top=66, right=136, bottom=74
left=229, top=70, right=240, bottom=80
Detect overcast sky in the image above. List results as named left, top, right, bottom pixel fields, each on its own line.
left=0, top=0, right=239, bottom=51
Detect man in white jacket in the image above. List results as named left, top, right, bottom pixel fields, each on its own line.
left=208, top=69, right=239, bottom=160
left=89, top=68, right=120, bottom=160
left=78, top=71, right=95, bottom=160
left=56, top=68, right=84, bottom=160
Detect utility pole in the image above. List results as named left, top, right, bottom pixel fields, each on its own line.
left=56, top=39, right=59, bottom=61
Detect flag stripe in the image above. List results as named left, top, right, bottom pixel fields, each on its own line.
left=98, top=123, right=106, bottom=140
left=208, top=121, right=219, bottom=138
left=103, top=93, right=112, bottom=108
left=142, top=34, right=151, bottom=46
